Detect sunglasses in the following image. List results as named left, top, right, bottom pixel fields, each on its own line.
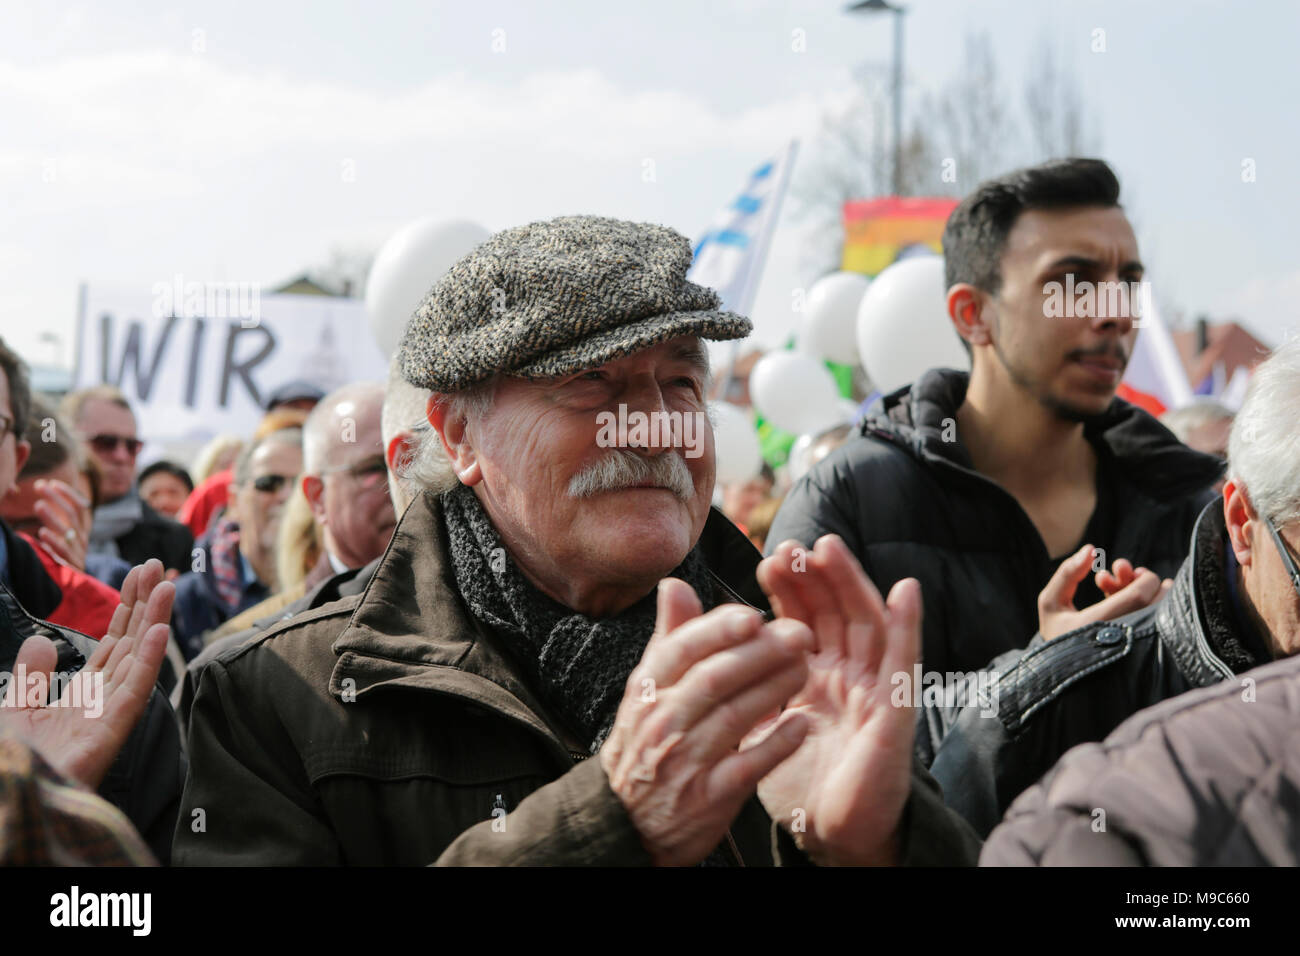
left=251, top=473, right=297, bottom=494
left=88, top=434, right=144, bottom=456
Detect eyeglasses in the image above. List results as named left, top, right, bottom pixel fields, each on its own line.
left=251, top=473, right=297, bottom=494
left=319, top=455, right=388, bottom=490
left=0, top=412, right=13, bottom=439
left=88, top=434, right=143, bottom=457
left=1264, top=513, right=1300, bottom=600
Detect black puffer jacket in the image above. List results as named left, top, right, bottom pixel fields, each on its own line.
left=766, top=368, right=1223, bottom=759
left=930, top=499, right=1270, bottom=837
left=0, top=580, right=185, bottom=863
left=981, top=648, right=1300, bottom=865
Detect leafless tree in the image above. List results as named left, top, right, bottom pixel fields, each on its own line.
left=912, top=33, right=1019, bottom=194
left=790, top=29, right=1099, bottom=276
left=1023, top=37, right=1098, bottom=159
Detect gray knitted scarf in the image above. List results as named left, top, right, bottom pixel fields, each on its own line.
left=441, top=483, right=716, bottom=755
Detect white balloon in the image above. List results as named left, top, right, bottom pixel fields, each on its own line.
left=748, top=351, right=842, bottom=435
left=365, top=219, right=492, bottom=357
left=798, top=271, right=870, bottom=364
left=709, top=402, right=763, bottom=485
left=855, top=256, right=969, bottom=394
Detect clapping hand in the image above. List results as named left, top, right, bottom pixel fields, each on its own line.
left=600, top=578, right=814, bottom=866
left=1, top=559, right=174, bottom=789
left=748, top=535, right=921, bottom=866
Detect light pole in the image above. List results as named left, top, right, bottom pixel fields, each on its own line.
left=846, top=0, right=906, bottom=196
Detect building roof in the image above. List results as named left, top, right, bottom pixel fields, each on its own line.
left=1171, top=321, right=1272, bottom=387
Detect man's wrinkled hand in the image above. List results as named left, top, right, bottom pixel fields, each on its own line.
left=752, top=536, right=921, bottom=866
left=599, top=578, right=812, bottom=866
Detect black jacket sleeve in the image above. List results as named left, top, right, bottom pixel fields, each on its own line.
left=96, top=686, right=187, bottom=864
left=930, top=624, right=1149, bottom=838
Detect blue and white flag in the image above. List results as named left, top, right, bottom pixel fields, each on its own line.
left=687, top=141, right=798, bottom=318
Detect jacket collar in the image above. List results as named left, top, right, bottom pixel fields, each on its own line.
left=1155, top=499, right=1267, bottom=683
left=865, top=368, right=1225, bottom=497
left=329, top=489, right=768, bottom=757
left=0, top=575, right=95, bottom=675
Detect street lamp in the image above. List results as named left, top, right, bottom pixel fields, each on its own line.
left=846, top=0, right=906, bottom=196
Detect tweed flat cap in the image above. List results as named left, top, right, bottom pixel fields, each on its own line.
left=397, top=215, right=752, bottom=392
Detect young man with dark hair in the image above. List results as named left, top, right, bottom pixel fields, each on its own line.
left=766, top=158, right=1223, bottom=760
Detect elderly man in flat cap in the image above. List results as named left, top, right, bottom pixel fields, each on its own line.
left=174, top=216, right=979, bottom=866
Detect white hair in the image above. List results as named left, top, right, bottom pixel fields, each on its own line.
left=383, top=356, right=434, bottom=510
left=1228, top=336, right=1300, bottom=525
left=301, top=382, right=385, bottom=475
left=381, top=356, right=431, bottom=448
left=402, top=379, right=498, bottom=496
left=1160, top=398, right=1234, bottom=445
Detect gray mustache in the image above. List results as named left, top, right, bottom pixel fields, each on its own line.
left=567, top=449, right=694, bottom=501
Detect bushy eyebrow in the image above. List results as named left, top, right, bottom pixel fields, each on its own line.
left=668, top=341, right=711, bottom=377
left=1042, top=254, right=1145, bottom=275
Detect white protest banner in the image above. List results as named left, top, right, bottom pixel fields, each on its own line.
left=71, top=283, right=390, bottom=444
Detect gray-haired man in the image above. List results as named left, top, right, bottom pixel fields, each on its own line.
left=175, top=216, right=979, bottom=866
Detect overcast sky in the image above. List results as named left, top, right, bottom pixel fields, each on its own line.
left=3, top=0, right=1297, bottom=370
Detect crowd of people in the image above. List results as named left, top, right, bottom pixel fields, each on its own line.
left=3, top=157, right=1298, bottom=867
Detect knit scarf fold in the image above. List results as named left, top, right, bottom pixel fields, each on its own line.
left=440, top=483, right=716, bottom=755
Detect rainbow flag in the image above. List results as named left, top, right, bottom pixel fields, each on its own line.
left=842, top=197, right=959, bottom=276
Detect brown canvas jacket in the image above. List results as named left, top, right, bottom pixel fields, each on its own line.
left=173, top=490, right=979, bottom=866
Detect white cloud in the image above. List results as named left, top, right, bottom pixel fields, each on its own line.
left=0, top=52, right=827, bottom=174
left=0, top=49, right=839, bottom=364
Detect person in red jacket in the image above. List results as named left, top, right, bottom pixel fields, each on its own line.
left=0, top=395, right=121, bottom=637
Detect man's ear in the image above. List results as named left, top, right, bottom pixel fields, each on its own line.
left=425, top=394, right=482, bottom=486
left=301, top=474, right=327, bottom=523
left=1224, top=478, right=1255, bottom=568
left=385, top=433, right=415, bottom=477
left=947, top=283, right=993, bottom=351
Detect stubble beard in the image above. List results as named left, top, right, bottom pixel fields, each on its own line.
left=991, top=334, right=1108, bottom=426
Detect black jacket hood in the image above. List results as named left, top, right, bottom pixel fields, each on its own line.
left=865, top=368, right=1225, bottom=498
